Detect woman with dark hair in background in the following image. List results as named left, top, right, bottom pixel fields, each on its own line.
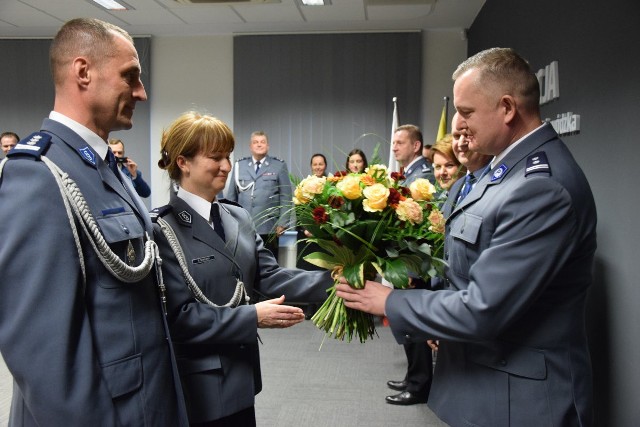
left=345, top=148, right=368, bottom=173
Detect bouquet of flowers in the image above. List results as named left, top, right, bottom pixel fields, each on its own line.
left=293, top=164, right=446, bottom=344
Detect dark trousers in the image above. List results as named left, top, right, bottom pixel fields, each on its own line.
left=191, top=406, right=256, bottom=427
left=403, top=342, right=432, bottom=397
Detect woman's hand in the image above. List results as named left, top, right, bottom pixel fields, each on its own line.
left=255, top=295, right=305, bottom=328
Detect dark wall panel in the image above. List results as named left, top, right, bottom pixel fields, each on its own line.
left=234, top=33, right=421, bottom=177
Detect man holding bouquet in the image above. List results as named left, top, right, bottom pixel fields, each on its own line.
left=336, top=47, right=596, bottom=427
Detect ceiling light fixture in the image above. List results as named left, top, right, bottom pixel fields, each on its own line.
left=91, top=0, right=130, bottom=10
left=301, top=0, right=329, bottom=5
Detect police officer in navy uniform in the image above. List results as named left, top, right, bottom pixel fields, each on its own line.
left=225, top=131, right=293, bottom=261
left=385, top=124, right=436, bottom=406
left=0, top=18, right=187, bottom=426
left=337, top=48, right=597, bottom=427
left=394, top=124, right=435, bottom=185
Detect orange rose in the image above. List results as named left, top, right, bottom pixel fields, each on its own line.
left=395, top=198, right=423, bottom=224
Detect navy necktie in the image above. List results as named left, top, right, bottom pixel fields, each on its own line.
left=210, top=203, right=226, bottom=242
left=456, top=173, right=477, bottom=204
left=255, top=160, right=261, bottom=174
left=106, top=150, right=120, bottom=176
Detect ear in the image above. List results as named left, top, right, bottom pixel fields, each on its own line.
left=176, top=155, right=189, bottom=175
left=72, top=57, right=91, bottom=89
left=500, top=95, right=517, bottom=124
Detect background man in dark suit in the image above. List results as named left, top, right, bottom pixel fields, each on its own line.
left=336, top=47, right=597, bottom=427
left=108, top=138, right=152, bottom=197
left=0, top=18, right=187, bottom=426
left=385, top=124, right=434, bottom=406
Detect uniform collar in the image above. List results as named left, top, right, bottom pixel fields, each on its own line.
left=177, top=187, right=219, bottom=224
left=403, top=156, right=422, bottom=173
left=49, top=111, right=109, bottom=160
left=491, top=123, right=545, bottom=169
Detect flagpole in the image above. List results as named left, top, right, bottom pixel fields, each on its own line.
left=443, top=96, right=449, bottom=127
left=388, top=97, right=399, bottom=172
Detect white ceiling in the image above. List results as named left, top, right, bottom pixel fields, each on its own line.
left=0, top=0, right=485, bottom=38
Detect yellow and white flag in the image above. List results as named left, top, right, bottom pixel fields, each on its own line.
left=436, top=102, right=447, bottom=143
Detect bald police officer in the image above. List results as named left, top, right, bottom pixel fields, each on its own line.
left=225, top=131, right=293, bottom=261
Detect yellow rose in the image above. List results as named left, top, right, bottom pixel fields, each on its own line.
left=293, top=175, right=326, bottom=205
left=365, top=164, right=389, bottom=181
left=395, top=198, right=423, bottom=224
left=293, top=185, right=310, bottom=205
left=409, top=178, right=436, bottom=202
left=302, top=175, right=326, bottom=196
left=428, top=208, right=445, bottom=234
left=336, top=175, right=363, bottom=200
left=362, top=183, right=389, bottom=212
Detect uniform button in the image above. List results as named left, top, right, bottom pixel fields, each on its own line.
left=500, top=359, right=507, bottom=366
left=122, top=225, right=130, bottom=234
left=405, top=334, right=411, bottom=340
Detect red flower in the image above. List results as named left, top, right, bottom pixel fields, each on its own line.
left=312, top=206, right=329, bottom=224
left=390, top=171, right=405, bottom=181
left=328, top=195, right=345, bottom=209
left=400, top=186, right=411, bottom=197
left=387, top=187, right=403, bottom=208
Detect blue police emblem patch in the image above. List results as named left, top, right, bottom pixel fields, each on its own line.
left=178, top=210, right=192, bottom=224
left=79, top=146, right=96, bottom=166
left=491, top=164, right=508, bottom=182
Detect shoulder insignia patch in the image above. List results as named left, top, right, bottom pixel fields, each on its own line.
left=149, top=205, right=173, bottom=222
left=7, top=132, right=52, bottom=160
left=271, top=156, right=284, bottom=162
left=491, top=163, right=509, bottom=182
left=525, top=152, right=551, bottom=176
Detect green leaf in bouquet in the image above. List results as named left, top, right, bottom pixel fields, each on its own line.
left=303, top=250, right=341, bottom=270
left=342, top=262, right=365, bottom=289
left=377, top=257, right=411, bottom=288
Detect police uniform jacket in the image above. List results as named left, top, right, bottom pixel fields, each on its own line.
left=225, top=155, right=293, bottom=235
left=385, top=123, right=597, bottom=427
left=402, top=156, right=435, bottom=186
left=152, top=194, right=330, bottom=423
left=0, top=119, right=187, bottom=426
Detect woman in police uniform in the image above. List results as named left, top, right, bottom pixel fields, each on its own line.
left=153, top=111, right=330, bottom=426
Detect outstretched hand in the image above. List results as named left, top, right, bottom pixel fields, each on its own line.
left=335, top=277, right=392, bottom=317
left=255, top=295, right=305, bottom=328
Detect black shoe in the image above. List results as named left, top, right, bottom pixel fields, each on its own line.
left=386, top=379, right=408, bottom=391
left=385, top=391, right=428, bottom=405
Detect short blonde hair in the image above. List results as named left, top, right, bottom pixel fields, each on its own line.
left=159, top=111, right=235, bottom=182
